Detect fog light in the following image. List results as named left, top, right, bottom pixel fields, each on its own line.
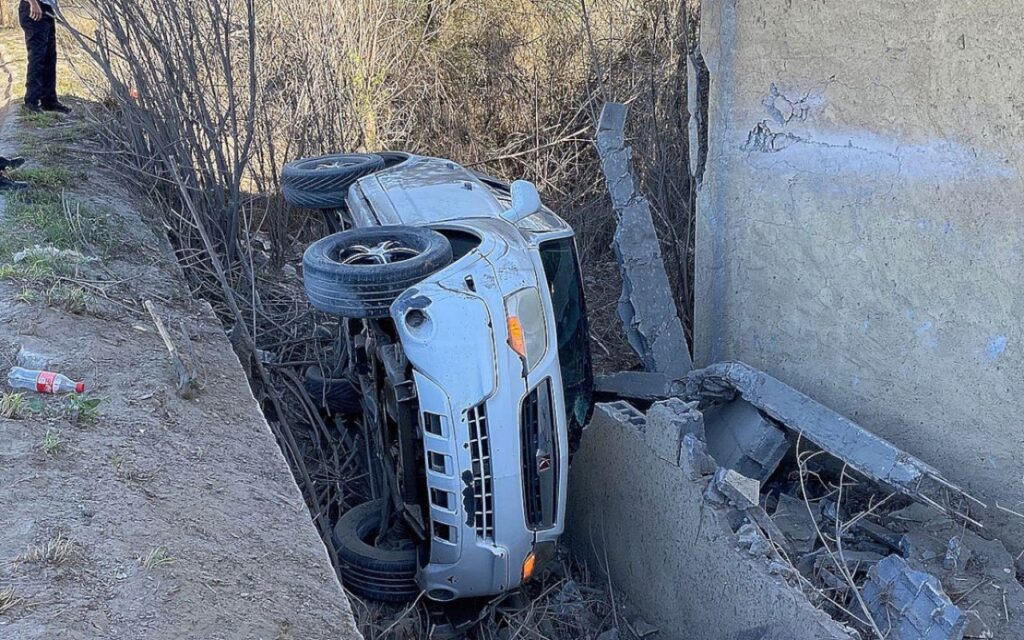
left=522, top=541, right=557, bottom=582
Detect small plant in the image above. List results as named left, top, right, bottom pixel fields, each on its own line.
left=66, top=394, right=102, bottom=424
left=0, top=586, right=22, bottom=615
left=46, top=282, right=88, bottom=314
left=40, top=429, right=62, bottom=455
left=139, top=547, right=175, bottom=569
left=19, top=531, right=78, bottom=565
left=20, top=109, right=60, bottom=127
left=15, top=287, right=38, bottom=303
left=0, top=392, right=25, bottom=419
left=6, top=166, right=75, bottom=190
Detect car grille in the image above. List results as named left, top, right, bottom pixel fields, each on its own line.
left=466, top=403, right=494, bottom=540
left=521, top=380, right=557, bottom=529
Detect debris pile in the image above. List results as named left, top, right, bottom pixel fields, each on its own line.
left=678, top=363, right=1024, bottom=640
left=347, top=549, right=658, bottom=640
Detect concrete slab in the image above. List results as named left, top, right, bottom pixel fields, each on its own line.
left=596, top=103, right=693, bottom=379
left=565, top=403, right=855, bottom=640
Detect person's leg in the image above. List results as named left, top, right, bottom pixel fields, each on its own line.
left=19, top=1, right=48, bottom=108
left=41, top=14, right=58, bottom=107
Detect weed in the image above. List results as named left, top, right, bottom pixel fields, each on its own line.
left=19, top=531, right=78, bottom=565
left=20, top=110, right=60, bottom=127
left=15, top=287, right=38, bottom=303
left=7, top=167, right=76, bottom=190
left=66, top=394, right=102, bottom=424
left=0, top=393, right=25, bottom=419
left=40, top=429, right=62, bottom=455
left=0, top=587, right=21, bottom=615
left=46, top=282, right=89, bottom=314
left=0, top=246, right=84, bottom=279
left=139, top=547, right=175, bottom=569
left=4, top=193, right=114, bottom=255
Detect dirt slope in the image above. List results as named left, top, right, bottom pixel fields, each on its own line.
left=0, top=33, right=361, bottom=640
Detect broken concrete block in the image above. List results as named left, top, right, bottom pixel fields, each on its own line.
left=715, top=468, right=760, bottom=509
left=863, top=555, right=966, bottom=640
left=645, top=398, right=704, bottom=464
left=680, top=433, right=717, bottom=480
left=601, top=400, right=646, bottom=432
left=737, top=523, right=772, bottom=558
left=594, top=370, right=672, bottom=401
left=596, top=103, right=693, bottom=379
left=771, top=493, right=819, bottom=555
left=685, top=362, right=985, bottom=526
left=703, top=399, right=789, bottom=483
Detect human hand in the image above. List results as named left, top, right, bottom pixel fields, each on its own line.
left=29, top=0, right=43, bottom=21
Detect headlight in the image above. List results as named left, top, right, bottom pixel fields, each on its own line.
left=504, top=288, right=548, bottom=372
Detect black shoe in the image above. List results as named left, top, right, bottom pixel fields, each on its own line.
left=0, top=176, right=28, bottom=191
left=41, top=102, right=72, bottom=114
left=0, top=157, right=26, bottom=172
left=22, top=103, right=42, bottom=114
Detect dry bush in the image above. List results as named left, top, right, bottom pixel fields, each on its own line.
left=68, top=0, right=698, bottom=361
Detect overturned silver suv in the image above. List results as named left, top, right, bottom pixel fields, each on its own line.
left=284, top=152, right=593, bottom=602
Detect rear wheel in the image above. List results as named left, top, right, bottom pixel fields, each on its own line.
left=333, top=500, right=420, bottom=603
left=302, top=225, right=453, bottom=318
left=282, top=153, right=384, bottom=210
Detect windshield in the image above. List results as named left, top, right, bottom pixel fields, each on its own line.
left=538, top=237, right=594, bottom=433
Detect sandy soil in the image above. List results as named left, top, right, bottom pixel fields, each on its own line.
left=0, top=33, right=361, bottom=640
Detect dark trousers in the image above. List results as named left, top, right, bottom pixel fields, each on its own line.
left=19, top=1, right=57, bottom=107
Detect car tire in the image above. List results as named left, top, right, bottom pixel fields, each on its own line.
left=303, top=365, right=361, bottom=415
left=282, top=153, right=384, bottom=210
left=375, top=151, right=411, bottom=169
left=333, top=500, right=420, bottom=603
left=303, top=225, right=453, bottom=318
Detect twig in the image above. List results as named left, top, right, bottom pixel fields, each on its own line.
left=144, top=299, right=195, bottom=398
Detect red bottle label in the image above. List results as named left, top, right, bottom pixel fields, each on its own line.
left=36, top=371, right=56, bottom=394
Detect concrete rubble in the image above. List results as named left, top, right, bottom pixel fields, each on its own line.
left=863, top=555, right=966, bottom=640
left=595, top=102, right=693, bottom=379
left=682, top=362, right=986, bottom=527
left=567, top=372, right=1024, bottom=640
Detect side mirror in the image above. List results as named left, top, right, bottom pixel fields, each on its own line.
left=502, top=180, right=542, bottom=223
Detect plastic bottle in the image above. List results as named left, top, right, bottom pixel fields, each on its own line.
left=7, top=367, right=84, bottom=394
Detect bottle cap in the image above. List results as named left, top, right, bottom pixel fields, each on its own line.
left=75, top=382, right=85, bottom=394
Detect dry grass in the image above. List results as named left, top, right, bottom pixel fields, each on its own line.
left=0, top=392, right=26, bottom=419
left=19, top=531, right=79, bottom=565
left=139, top=547, right=175, bottom=569
left=0, top=586, right=21, bottom=615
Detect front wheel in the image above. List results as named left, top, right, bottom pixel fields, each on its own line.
left=333, top=500, right=420, bottom=602
left=302, top=226, right=453, bottom=318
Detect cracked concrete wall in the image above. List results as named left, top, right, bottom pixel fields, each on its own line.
left=565, top=403, right=854, bottom=640
left=695, top=1, right=1024, bottom=548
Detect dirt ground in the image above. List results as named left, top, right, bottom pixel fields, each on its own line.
left=0, top=31, right=361, bottom=640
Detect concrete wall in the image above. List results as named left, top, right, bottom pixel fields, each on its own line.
left=695, top=0, right=1024, bottom=547
left=565, top=403, right=853, bottom=640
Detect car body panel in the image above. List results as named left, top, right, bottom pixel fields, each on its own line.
left=348, top=154, right=583, bottom=600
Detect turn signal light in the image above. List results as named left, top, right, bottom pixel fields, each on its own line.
left=522, top=550, right=538, bottom=581
left=507, top=316, right=527, bottom=359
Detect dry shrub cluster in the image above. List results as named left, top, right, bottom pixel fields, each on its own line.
left=69, top=0, right=699, bottom=365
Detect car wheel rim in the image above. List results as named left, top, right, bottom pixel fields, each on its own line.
left=339, top=240, right=420, bottom=266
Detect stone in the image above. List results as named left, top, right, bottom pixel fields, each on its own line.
left=681, top=433, right=717, bottom=480
left=714, top=468, right=761, bottom=509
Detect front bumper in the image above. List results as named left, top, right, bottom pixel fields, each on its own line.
left=390, top=252, right=567, bottom=601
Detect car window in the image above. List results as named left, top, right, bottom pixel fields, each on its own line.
left=538, top=238, right=593, bottom=430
